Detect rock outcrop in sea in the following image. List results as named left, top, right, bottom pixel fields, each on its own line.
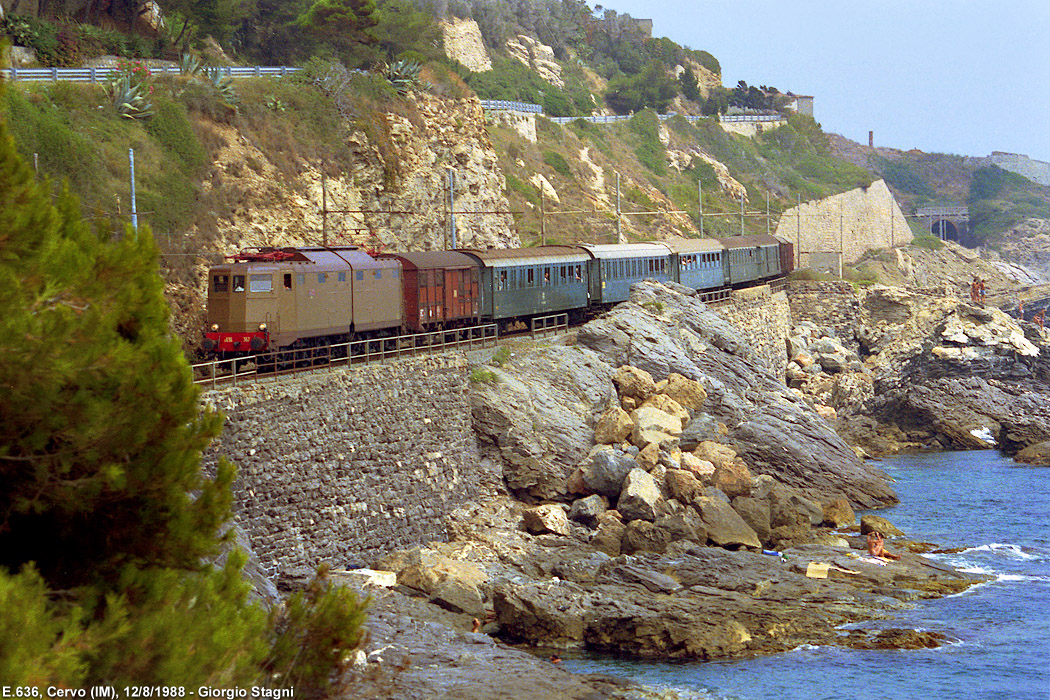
left=338, top=281, right=988, bottom=696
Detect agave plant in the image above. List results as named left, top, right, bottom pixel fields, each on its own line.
left=384, top=59, right=430, bottom=96
left=179, top=52, right=205, bottom=77
left=205, top=66, right=240, bottom=108
left=108, top=74, right=154, bottom=120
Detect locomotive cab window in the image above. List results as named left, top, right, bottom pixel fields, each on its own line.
left=249, top=274, right=272, bottom=293
left=233, top=275, right=245, bottom=292
left=283, top=273, right=292, bottom=290
left=213, top=274, right=229, bottom=293
left=318, top=273, right=328, bottom=283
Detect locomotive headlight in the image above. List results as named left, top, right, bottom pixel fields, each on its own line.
left=210, top=323, right=219, bottom=332
left=258, top=323, right=267, bottom=332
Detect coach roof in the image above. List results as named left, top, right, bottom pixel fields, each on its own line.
left=577, top=242, right=672, bottom=259
left=460, top=245, right=589, bottom=268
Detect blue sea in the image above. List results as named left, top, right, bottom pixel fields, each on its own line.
left=561, top=451, right=1050, bottom=700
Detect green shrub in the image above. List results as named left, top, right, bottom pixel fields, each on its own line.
left=543, top=150, right=572, bottom=178
left=910, top=234, right=945, bottom=250
left=628, top=110, right=666, bottom=176
left=492, top=346, right=512, bottom=366
left=470, top=367, right=498, bottom=384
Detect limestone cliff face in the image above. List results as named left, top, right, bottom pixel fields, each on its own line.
left=441, top=17, right=492, bottom=73
left=774, top=180, right=911, bottom=268
left=201, top=95, right=518, bottom=254
left=996, top=219, right=1050, bottom=282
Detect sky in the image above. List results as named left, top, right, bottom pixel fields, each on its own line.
left=597, top=0, right=1050, bottom=163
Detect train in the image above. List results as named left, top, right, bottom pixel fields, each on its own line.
left=201, top=234, right=794, bottom=359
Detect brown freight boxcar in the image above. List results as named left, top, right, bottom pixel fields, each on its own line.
left=380, top=251, right=480, bottom=332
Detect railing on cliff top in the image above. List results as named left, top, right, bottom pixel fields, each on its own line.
left=1, top=65, right=301, bottom=82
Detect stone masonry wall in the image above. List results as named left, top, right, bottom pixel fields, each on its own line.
left=785, top=281, right=862, bottom=349
left=713, top=285, right=793, bottom=377
left=987, top=152, right=1050, bottom=187
left=202, top=354, right=493, bottom=581
left=774, top=179, right=910, bottom=269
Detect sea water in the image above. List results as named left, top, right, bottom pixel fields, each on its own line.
left=561, top=451, right=1050, bottom=700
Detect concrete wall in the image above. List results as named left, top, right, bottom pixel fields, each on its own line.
left=774, top=179, right=910, bottom=269
left=713, top=285, right=793, bottom=376
left=202, top=354, right=494, bottom=581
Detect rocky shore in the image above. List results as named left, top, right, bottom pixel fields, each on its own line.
left=330, top=279, right=1039, bottom=699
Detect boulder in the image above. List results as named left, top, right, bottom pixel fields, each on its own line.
left=621, top=519, right=671, bottom=554
left=568, top=494, right=608, bottom=528
left=693, top=440, right=738, bottom=469
left=655, top=510, right=706, bottom=545
left=860, top=515, right=905, bottom=537
left=594, top=405, right=634, bottom=444
left=388, top=548, right=488, bottom=599
left=522, top=504, right=570, bottom=536
left=680, top=453, right=716, bottom=482
left=818, top=353, right=849, bottom=374
left=711, top=455, right=753, bottom=499
left=664, top=468, right=702, bottom=504
left=1014, top=440, right=1050, bottom=465
left=654, top=373, right=708, bottom=410
left=822, top=497, right=856, bottom=528
left=730, top=497, right=772, bottom=546
left=493, top=581, right=588, bottom=644
left=636, top=442, right=660, bottom=471
left=640, top=393, right=690, bottom=427
left=679, top=414, right=725, bottom=450
left=590, top=511, right=625, bottom=556
left=617, top=468, right=662, bottom=522
left=430, top=577, right=486, bottom=617
left=770, top=489, right=824, bottom=528
left=580, top=446, right=635, bottom=499
left=631, top=406, right=684, bottom=440
left=694, top=496, right=761, bottom=549
left=613, top=365, right=656, bottom=401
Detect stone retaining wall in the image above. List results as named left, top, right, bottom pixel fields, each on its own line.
left=202, top=354, right=492, bottom=581
left=713, top=285, right=793, bottom=376
left=785, top=280, right=862, bottom=348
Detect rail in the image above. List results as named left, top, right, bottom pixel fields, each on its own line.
left=2, top=65, right=301, bottom=82
left=192, top=324, right=497, bottom=389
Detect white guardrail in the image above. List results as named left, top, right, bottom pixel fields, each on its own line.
left=1, top=65, right=301, bottom=82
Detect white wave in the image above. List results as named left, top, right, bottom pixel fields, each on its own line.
left=963, top=543, right=1043, bottom=560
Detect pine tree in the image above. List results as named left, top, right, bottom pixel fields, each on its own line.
left=0, top=78, right=366, bottom=688
left=0, top=110, right=234, bottom=588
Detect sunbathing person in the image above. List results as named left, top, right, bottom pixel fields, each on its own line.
left=867, top=531, right=901, bottom=560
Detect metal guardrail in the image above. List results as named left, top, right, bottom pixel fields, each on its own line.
left=547, top=113, right=787, bottom=126
left=192, top=324, right=497, bottom=389
left=718, top=114, right=784, bottom=123
left=479, top=99, right=542, bottom=113
left=2, top=65, right=301, bottom=82
left=529, top=313, right=569, bottom=337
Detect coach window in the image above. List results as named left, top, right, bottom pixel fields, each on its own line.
left=232, top=275, right=245, bottom=292
left=318, top=272, right=327, bottom=283
left=283, top=273, right=292, bottom=290
left=498, top=270, right=507, bottom=290
left=528, top=268, right=535, bottom=287
left=543, top=268, right=551, bottom=285
left=213, top=274, right=229, bottom=292
left=249, top=274, right=272, bottom=293
left=575, top=265, right=582, bottom=280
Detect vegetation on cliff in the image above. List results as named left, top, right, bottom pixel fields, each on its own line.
left=0, top=87, right=365, bottom=690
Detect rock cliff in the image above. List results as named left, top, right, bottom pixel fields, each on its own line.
left=204, top=95, right=518, bottom=254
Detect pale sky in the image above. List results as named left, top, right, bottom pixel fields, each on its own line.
left=598, top=1, right=1050, bottom=163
